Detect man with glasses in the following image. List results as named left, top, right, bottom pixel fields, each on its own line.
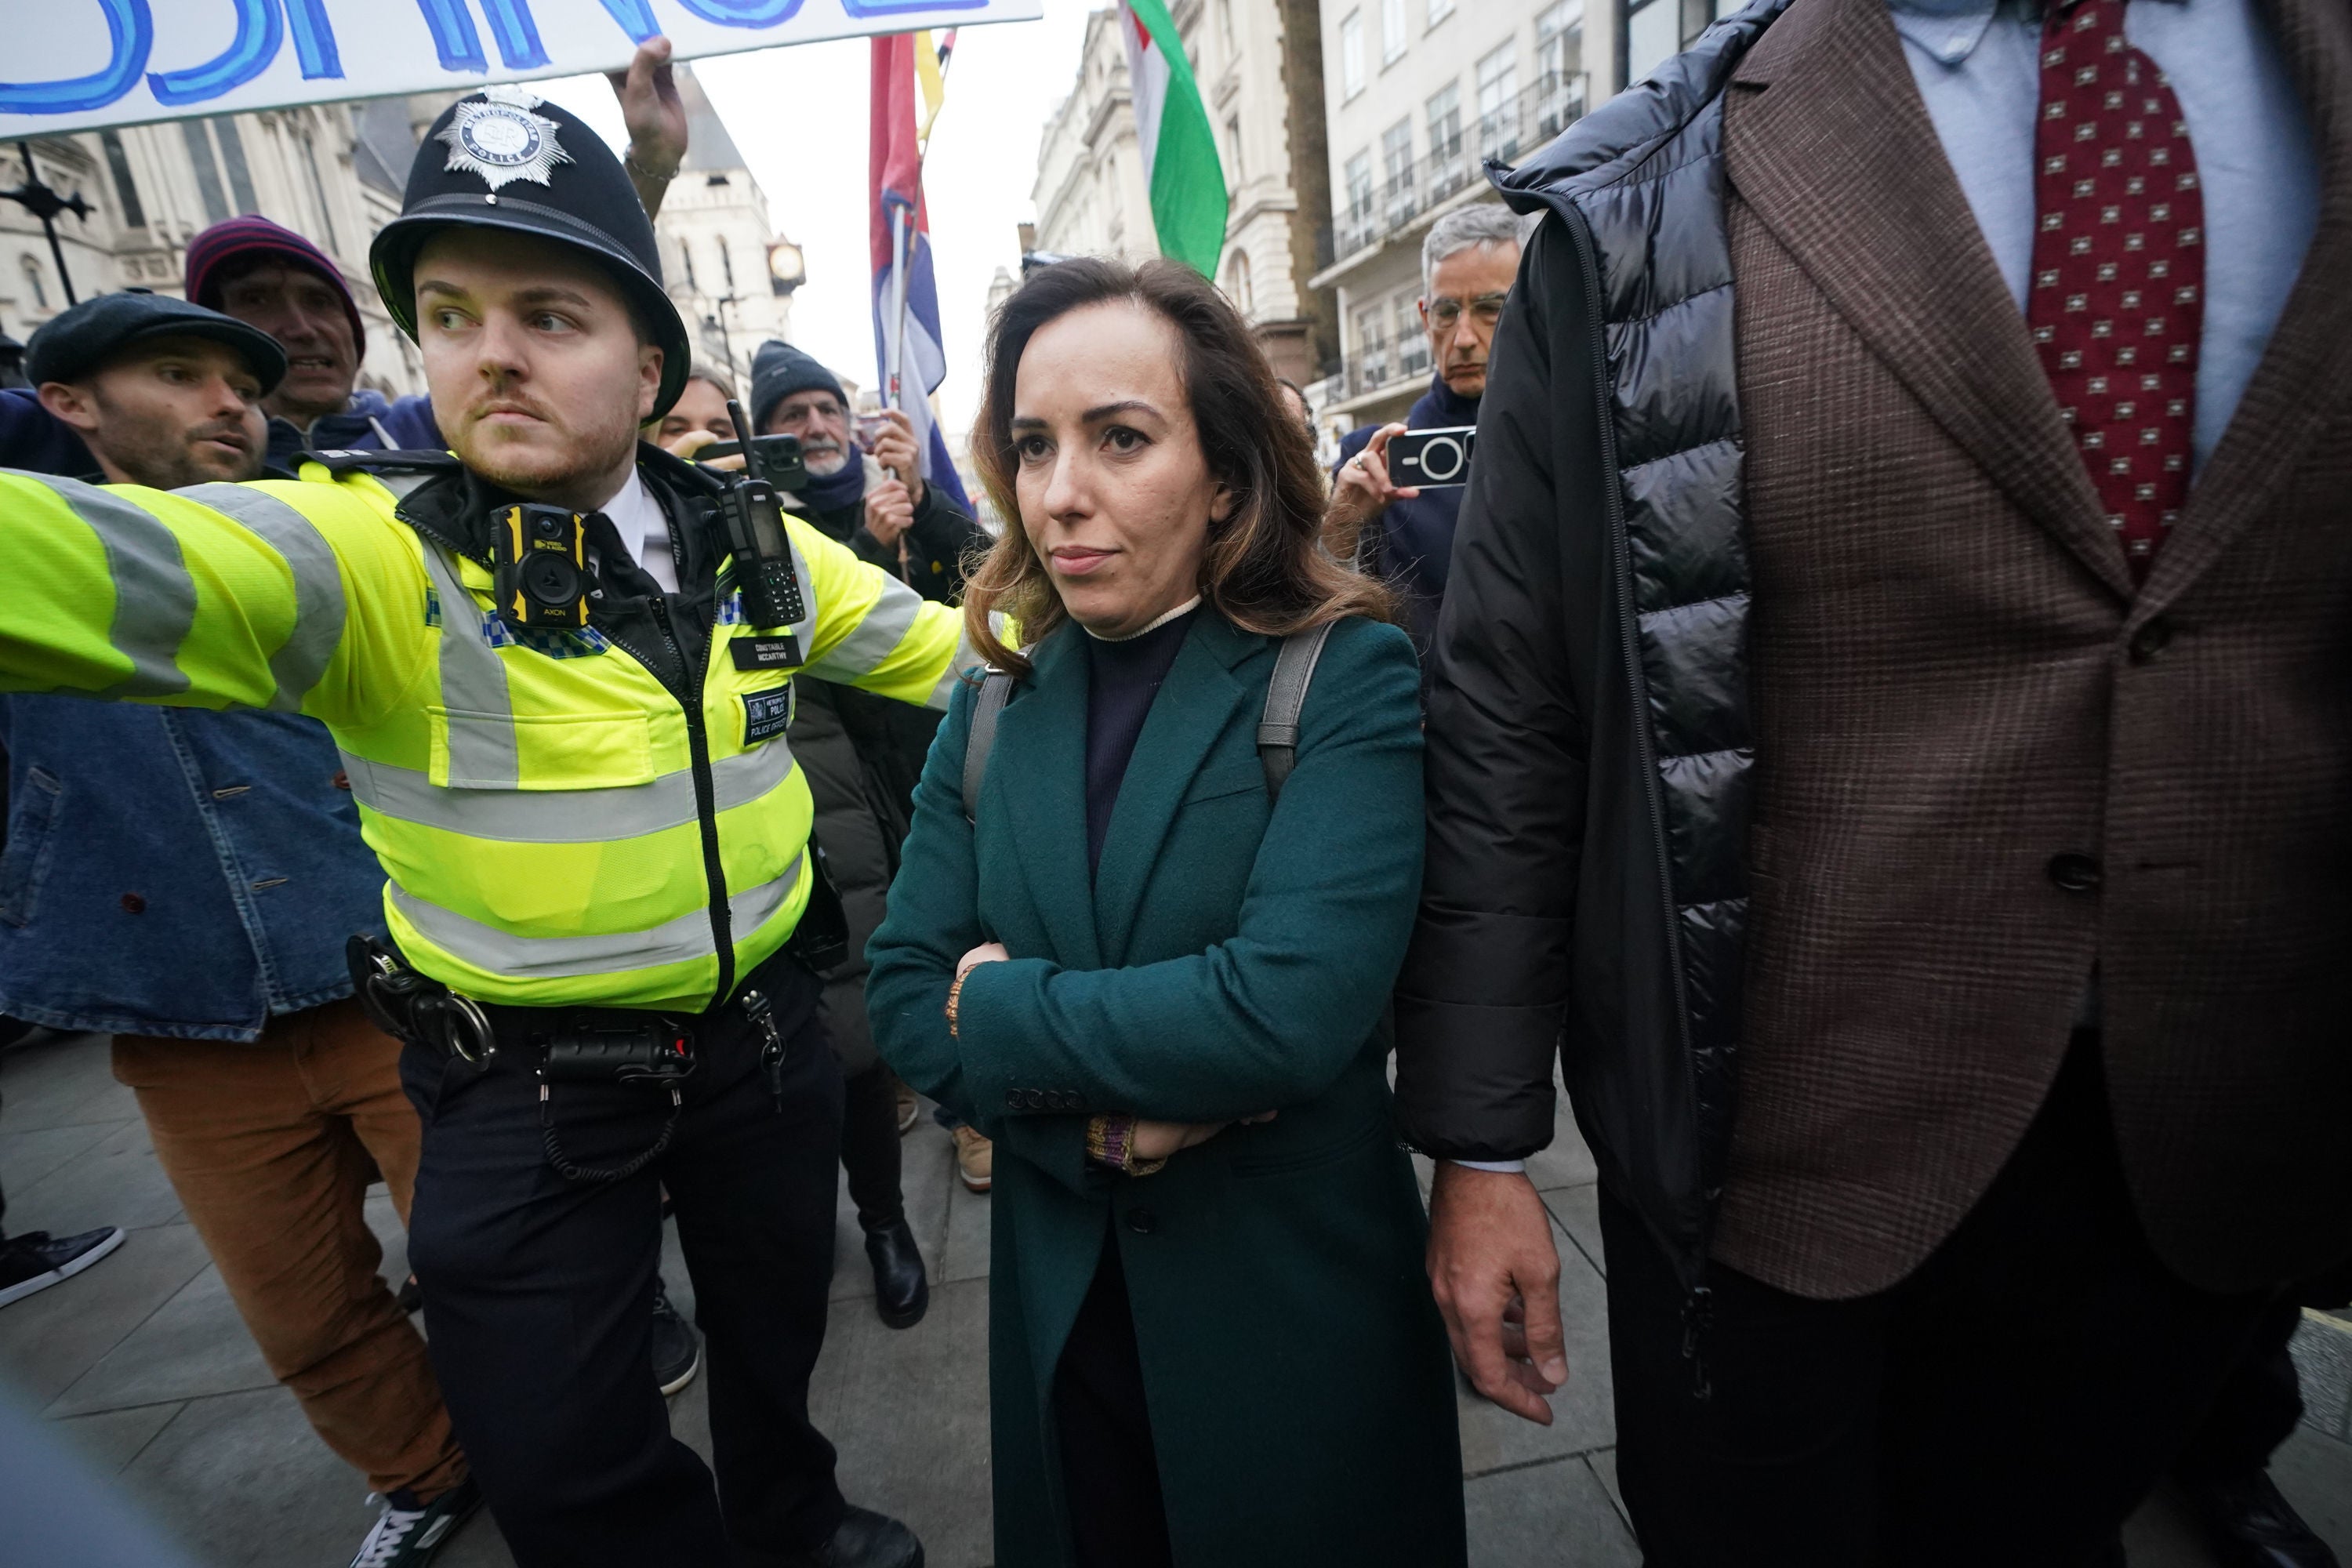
left=1327, top=202, right=1528, bottom=652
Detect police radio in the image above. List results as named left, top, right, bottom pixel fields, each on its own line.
left=492, top=503, right=589, bottom=628
left=716, top=399, right=808, bottom=631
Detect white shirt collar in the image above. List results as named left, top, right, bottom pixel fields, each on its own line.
left=593, top=470, right=677, bottom=594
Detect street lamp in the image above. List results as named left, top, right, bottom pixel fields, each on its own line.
left=2, top=142, right=92, bottom=307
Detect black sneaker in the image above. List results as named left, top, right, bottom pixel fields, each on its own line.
left=0, top=1225, right=125, bottom=1308
left=794, top=1504, right=924, bottom=1568
left=652, top=1276, right=702, bottom=1396
left=349, top=1477, right=481, bottom=1566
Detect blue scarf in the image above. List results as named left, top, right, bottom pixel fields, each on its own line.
left=791, top=451, right=867, bottom=517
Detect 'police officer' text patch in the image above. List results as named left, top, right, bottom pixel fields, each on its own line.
left=742, top=686, right=793, bottom=746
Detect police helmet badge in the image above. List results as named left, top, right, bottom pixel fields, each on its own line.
left=436, top=86, right=572, bottom=194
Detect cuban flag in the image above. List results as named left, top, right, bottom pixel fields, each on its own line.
left=870, top=33, right=971, bottom=510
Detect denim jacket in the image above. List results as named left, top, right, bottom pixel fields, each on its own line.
left=0, top=699, right=386, bottom=1040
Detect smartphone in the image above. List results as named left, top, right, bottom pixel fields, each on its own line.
left=1386, top=426, right=1478, bottom=488
left=854, top=411, right=891, bottom=448
left=699, top=434, right=808, bottom=491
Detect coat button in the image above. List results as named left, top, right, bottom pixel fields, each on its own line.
left=2128, top=619, right=2172, bottom=663
left=120, top=892, right=147, bottom=913
left=2046, top=852, right=2103, bottom=893
left=1126, top=1208, right=1158, bottom=1235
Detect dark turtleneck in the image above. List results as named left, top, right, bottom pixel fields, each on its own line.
left=1082, top=602, right=1201, bottom=877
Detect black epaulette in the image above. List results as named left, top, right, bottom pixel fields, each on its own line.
left=297, top=448, right=463, bottom=476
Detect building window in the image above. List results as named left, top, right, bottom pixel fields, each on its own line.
left=1624, top=0, right=1733, bottom=88
left=1476, top=43, right=1519, bottom=161
left=1225, top=247, right=1254, bottom=314
left=1381, top=118, right=1414, bottom=208
left=99, top=130, right=143, bottom=230
left=212, top=118, right=259, bottom=214
left=1352, top=299, right=1390, bottom=393
left=1340, top=11, right=1366, bottom=99
left=1218, top=0, right=1237, bottom=62
left=720, top=235, right=736, bottom=289
left=21, top=255, right=48, bottom=311
left=1397, top=292, right=1431, bottom=377
left=1428, top=0, right=1454, bottom=24
left=1225, top=114, right=1245, bottom=184
left=181, top=119, right=230, bottom=223
left=1425, top=82, right=1462, bottom=164
left=1381, top=0, right=1406, bottom=62
left=1344, top=150, right=1374, bottom=223
left=1537, top=2, right=1588, bottom=132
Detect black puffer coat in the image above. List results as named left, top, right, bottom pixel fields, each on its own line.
left=1392, top=0, right=1790, bottom=1291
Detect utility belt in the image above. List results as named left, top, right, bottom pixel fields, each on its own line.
left=348, top=935, right=806, bottom=1184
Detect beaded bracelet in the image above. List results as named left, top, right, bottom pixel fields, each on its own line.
left=945, top=970, right=968, bottom=1036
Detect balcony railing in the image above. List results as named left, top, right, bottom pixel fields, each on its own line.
left=1331, top=74, right=1588, bottom=267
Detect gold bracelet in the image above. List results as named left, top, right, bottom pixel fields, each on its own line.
left=945, top=970, right=968, bottom=1036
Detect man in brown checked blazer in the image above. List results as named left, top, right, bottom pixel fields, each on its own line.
left=1391, top=0, right=2351, bottom=1559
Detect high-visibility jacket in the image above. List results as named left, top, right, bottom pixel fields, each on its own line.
left=0, top=448, right=978, bottom=1013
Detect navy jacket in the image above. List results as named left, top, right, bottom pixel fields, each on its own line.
left=265, top=390, right=442, bottom=470
left=0, top=389, right=95, bottom=477
left=1335, top=375, right=1481, bottom=652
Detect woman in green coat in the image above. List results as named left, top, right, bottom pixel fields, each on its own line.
left=866, top=257, right=1465, bottom=1568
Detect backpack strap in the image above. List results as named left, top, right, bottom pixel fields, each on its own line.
left=1257, top=622, right=1336, bottom=804
left=961, top=670, right=1014, bottom=824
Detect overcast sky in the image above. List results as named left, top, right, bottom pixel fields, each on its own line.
left=536, top=2, right=1098, bottom=441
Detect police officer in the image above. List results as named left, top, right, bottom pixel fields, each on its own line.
left=0, top=88, right=960, bottom=1568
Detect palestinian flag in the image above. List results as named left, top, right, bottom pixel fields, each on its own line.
left=1119, top=0, right=1228, bottom=277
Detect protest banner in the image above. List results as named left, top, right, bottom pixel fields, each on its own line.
left=0, top=0, right=1041, bottom=140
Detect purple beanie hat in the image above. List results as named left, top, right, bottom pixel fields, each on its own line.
left=183, top=216, right=365, bottom=355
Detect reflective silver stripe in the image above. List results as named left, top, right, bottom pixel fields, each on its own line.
left=341, top=740, right=797, bottom=842
left=389, top=853, right=804, bottom=979
left=49, top=477, right=196, bottom=698
left=180, top=483, right=347, bottom=712
left=786, top=536, right=818, bottom=645
left=418, top=543, right=518, bottom=788
left=805, top=572, right=923, bottom=682
left=925, top=614, right=1004, bottom=710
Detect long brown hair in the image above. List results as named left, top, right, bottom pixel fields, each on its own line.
left=963, top=256, right=1394, bottom=676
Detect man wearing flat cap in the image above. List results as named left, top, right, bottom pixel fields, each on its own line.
left=0, top=290, right=484, bottom=1566
left=0, top=66, right=950, bottom=1568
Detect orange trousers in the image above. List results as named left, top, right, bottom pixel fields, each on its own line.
left=112, top=998, right=466, bottom=1501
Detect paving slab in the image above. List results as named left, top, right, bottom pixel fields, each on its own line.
left=1527, top=1098, right=1599, bottom=1194
left=0, top=1221, right=212, bottom=1406
left=0, top=1117, right=125, bottom=1194
left=2292, top=1311, right=2352, bottom=1441
left=940, top=1162, right=994, bottom=1285
left=0, top=1030, right=140, bottom=1134
left=1586, top=1445, right=1631, bottom=1533
left=1463, top=1452, right=1642, bottom=1567
left=51, top=1399, right=185, bottom=1474
left=48, top=1256, right=277, bottom=1416
left=811, top=1276, right=994, bottom=1568
left=7, top=1112, right=183, bottom=1236
left=1547, top=1181, right=1606, bottom=1279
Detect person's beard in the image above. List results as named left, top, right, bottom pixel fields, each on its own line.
left=453, top=388, right=637, bottom=509
left=799, top=437, right=851, bottom=477
left=97, top=404, right=260, bottom=488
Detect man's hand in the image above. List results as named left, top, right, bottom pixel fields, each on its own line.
left=865, top=477, right=916, bottom=549
left=1427, top=1161, right=1568, bottom=1425
left=608, top=37, right=686, bottom=217
left=1324, top=423, right=1417, bottom=563
left=662, top=428, right=745, bottom=471
left=866, top=407, right=927, bottom=508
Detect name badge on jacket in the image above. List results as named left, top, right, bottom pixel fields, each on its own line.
left=742, top=686, right=793, bottom=746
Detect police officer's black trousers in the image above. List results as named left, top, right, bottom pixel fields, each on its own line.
left=401, top=964, right=846, bottom=1567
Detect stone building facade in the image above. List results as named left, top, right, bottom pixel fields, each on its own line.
left=2, top=101, right=427, bottom=395
left=653, top=66, right=800, bottom=393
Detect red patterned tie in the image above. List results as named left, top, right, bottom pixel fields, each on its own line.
left=2027, top=0, right=2204, bottom=582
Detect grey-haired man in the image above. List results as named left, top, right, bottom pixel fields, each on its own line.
left=1327, top=203, right=1530, bottom=652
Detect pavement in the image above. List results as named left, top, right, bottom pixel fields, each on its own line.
left=2, top=1025, right=2347, bottom=1567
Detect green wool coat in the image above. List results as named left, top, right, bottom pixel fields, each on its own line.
left=866, top=612, right=1467, bottom=1568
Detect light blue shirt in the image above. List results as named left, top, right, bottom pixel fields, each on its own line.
left=1888, top=0, right=2321, bottom=470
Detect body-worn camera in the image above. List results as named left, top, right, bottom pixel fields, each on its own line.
left=700, top=434, right=808, bottom=491
left=492, top=503, right=590, bottom=628
left=713, top=400, right=810, bottom=631
left=1387, top=426, right=1478, bottom=489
